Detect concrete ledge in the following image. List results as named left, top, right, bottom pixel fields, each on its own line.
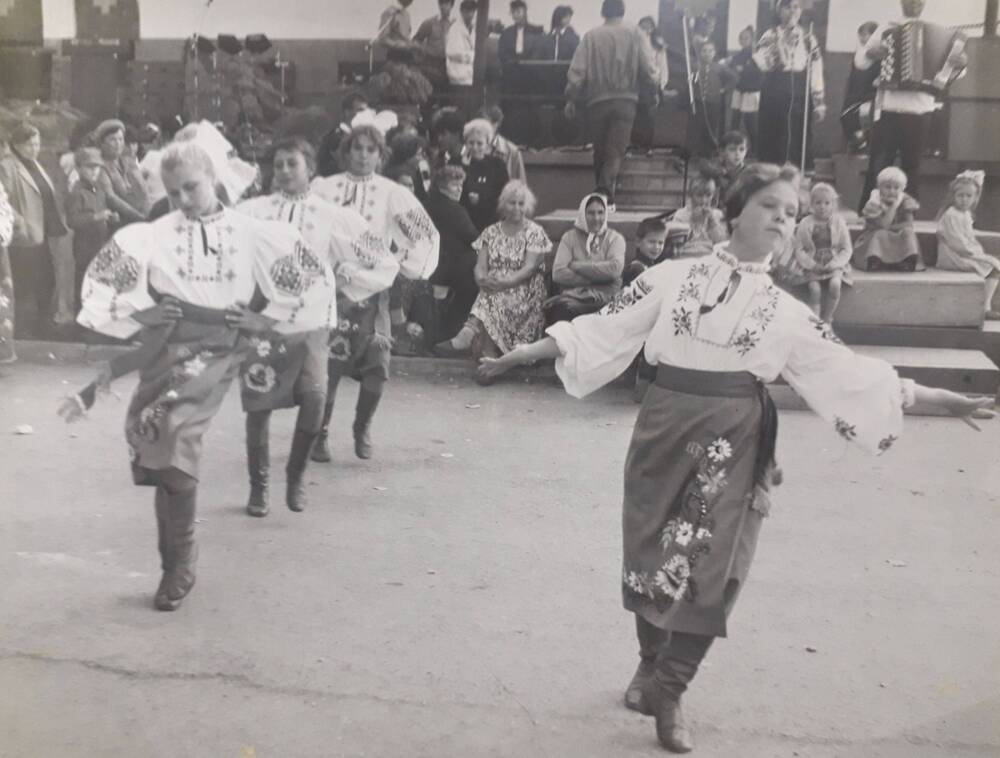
left=837, top=269, right=985, bottom=328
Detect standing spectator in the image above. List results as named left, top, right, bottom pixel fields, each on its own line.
left=66, top=147, right=117, bottom=306
left=498, top=1, right=544, bottom=64
left=754, top=0, right=826, bottom=168
left=0, top=182, right=14, bottom=362
left=423, top=164, right=481, bottom=340
left=534, top=5, right=579, bottom=62
left=840, top=21, right=879, bottom=153
left=638, top=16, right=669, bottom=94
left=461, top=119, right=510, bottom=231
left=413, top=0, right=455, bottom=89
left=0, top=123, right=69, bottom=338
left=435, top=180, right=551, bottom=379
left=479, top=104, right=526, bottom=182
left=724, top=25, right=762, bottom=149
left=94, top=119, right=149, bottom=226
left=564, top=0, right=656, bottom=211
left=317, top=92, right=370, bottom=178
left=690, top=40, right=733, bottom=157
left=446, top=0, right=478, bottom=87
left=859, top=0, right=968, bottom=205
left=377, top=0, right=418, bottom=62
left=547, top=192, right=625, bottom=323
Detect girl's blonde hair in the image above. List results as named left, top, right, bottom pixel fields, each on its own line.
left=463, top=118, right=494, bottom=143
left=937, top=173, right=983, bottom=220
left=876, top=166, right=907, bottom=189
left=810, top=182, right=838, bottom=203
left=497, top=179, right=537, bottom=218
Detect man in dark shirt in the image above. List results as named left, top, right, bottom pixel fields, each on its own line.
left=498, top=0, right=543, bottom=64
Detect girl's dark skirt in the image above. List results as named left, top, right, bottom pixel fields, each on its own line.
left=240, top=329, right=330, bottom=412
left=621, top=365, right=775, bottom=638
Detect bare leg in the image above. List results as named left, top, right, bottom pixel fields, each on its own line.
left=820, top=275, right=843, bottom=323
left=984, top=271, right=1000, bottom=317
left=806, top=280, right=822, bottom=318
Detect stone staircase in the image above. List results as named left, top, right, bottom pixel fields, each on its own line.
left=613, top=153, right=687, bottom=213
left=534, top=209, right=1000, bottom=401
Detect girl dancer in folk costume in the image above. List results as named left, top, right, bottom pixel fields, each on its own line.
left=753, top=0, right=826, bottom=168
left=0, top=183, right=15, bottom=362
left=236, top=136, right=398, bottom=516
left=72, top=137, right=336, bottom=612
left=310, top=124, right=439, bottom=460
left=936, top=171, right=1000, bottom=319
left=853, top=166, right=921, bottom=272
left=791, top=182, right=852, bottom=323
left=480, top=164, right=993, bottom=753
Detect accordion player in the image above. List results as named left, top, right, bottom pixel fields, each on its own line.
left=879, top=21, right=967, bottom=95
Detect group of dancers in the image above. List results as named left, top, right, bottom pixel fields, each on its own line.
left=61, top=119, right=992, bottom=753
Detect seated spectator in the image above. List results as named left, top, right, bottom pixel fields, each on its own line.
left=671, top=173, right=727, bottom=257
left=791, top=183, right=853, bottom=323
left=499, top=0, right=544, bottom=64
left=446, top=0, right=477, bottom=87
left=428, top=107, right=466, bottom=168
left=479, top=105, right=526, bottom=182
left=422, top=164, right=481, bottom=341
left=434, top=180, right=551, bottom=384
left=533, top=5, right=579, bottom=62
left=386, top=131, right=430, bottom=199
left=936, top=170, right=1000, bottom=319
left=623, top=215, right=669, bottom=286
left=713, top=131, right=748, bottom=208
left=317, top=91, right=370, bottom=177
left=853, top=166, right=921, bottom=272
left=461, top=118, right=510, bottom=231
left=547, top=192, right=625, bottom=323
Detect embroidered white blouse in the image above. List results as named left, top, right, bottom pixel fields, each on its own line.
left=547, top=245, right=915, bottom=454
left=237, top=190, right=399, bottom=305
left=310, top=172, right=439, bottom=281
left=78, top=207, right=336, bottom=339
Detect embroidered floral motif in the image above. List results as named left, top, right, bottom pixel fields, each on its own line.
left=679, top=282, right=701, bottom=300
left=732, top=328, right=760, bottom=356
left=396, top=207, right=435, bottom=245
left=243, top=363, right=277, bottom=394
left=672, top=307, right=693, bottom=336
left=254, top=339, right=272, bottom=358
left=601, top=276, right=653, bottom=315
left=878, top=434, right=897, bottom=453
left=133, top=404, right=165, bottom=443
left=270, top=241, right=325, bottom=297
left=354, top=231, right=389, bottom=268
left=183, top=355, right=207, bottom=377
left=329, top=334, right=352, bottom=361
left=834, top=416, right=857, bottom=441
left=654, top=555, right=692, bottom=601
left=89, top=240, right=142, bottom=294
left=706, top=438, right=732, bottom=463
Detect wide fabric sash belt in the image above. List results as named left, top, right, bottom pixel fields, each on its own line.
left=655, top=364, right=778, bottom=488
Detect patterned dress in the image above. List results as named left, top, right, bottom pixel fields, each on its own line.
left=78, top=208, right=336, bottom=484
left=0, top=183, right=14, bottom=362
left=235, top=191, right=398, bottom=410
left=470, top=221, right=552, bottom=354
left=547, top=245, right=914, bottom=637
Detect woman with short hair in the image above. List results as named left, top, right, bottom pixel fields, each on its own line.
left=480, top=163, right=992, bottom=753
left=73, top=133, right=336, bottom=611
left=460, top=118, right=510, bottom=231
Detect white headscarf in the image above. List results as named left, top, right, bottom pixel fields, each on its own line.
left=574, top=192, right=609, bottom=256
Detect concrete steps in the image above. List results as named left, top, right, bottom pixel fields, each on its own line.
left=836, top=269, right=986, bottom=328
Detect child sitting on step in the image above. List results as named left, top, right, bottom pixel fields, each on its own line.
left=670, top=172, right=727, bottom=258
left=936, top=170, right=1000, bottom=320
left=623, top=216, right=670, bottom=286
left=853, top=166, right=921, bottom=272
left=792, top=183, right=853, bottom=323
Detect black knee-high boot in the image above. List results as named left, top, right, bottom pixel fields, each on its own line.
left=311, top=373, right=341, bottom=463
left=647, top=631, right=714, bottom=754
left=353, top=385, right=382, bottom=459
left=245, top=411, right=270, bottom=517
left=286, top=429, right=317, bottom=512
left=154, top=486, right=198, bottom=612
left=626, top=614, right=670, bottom=714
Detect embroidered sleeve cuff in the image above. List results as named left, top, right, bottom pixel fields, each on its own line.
left=899, top=378, right=916, bottom=409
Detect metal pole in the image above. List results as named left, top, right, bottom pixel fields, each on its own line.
left=681, top=12, right=695, bottom=110
left=800, top=23, right=813, bottom=174
left=471, top=0, right=491, bottom=115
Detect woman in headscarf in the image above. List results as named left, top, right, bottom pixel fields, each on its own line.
left=753, top=0, right=826, bottom=168
left=479, top=163, right=992, bottom=753
left=547, top=192, right=625, bottom=324
left=69, top=130, right=336, bottom=612
left=310, top=121, right=439, bottom=461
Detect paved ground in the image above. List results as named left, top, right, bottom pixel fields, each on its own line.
left=1, top=358, right=998, bottom=758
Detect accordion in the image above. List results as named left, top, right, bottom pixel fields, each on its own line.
left=880, top=21, right=967, bottom=95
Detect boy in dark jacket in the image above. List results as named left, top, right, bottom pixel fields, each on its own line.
left=66, top=147, right=117, bottom=305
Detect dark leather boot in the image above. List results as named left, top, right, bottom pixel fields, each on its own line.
left=154, top=488, right=198, bottom=611
left=245, top=412, right=270, bottom=517
left=646, top=687, right=694, bottom=754
left=311, top=400, right=334, bottom=463
left=286, top=429, right=317, bottom=512
left=624, top=659, right=656, bottom=715
left=352, top=387, right=381, bottom=459
left=153, top=486, right=173, bottom=603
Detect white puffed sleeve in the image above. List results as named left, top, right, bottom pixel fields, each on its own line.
left=327, top=207, right=400, bottom=303
left=250, top=218, right=336, bottom=334
left=77, top=223, right=156, bottom=339
left=779, top=300, right=914, bottom=455
left=386, top=183, right=440, bottom=280
left=546, top=269, right=665, bottom=398
left=0, top=184, right=13, bottom=246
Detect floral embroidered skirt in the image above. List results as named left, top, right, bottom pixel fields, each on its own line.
left=125, top=320, right=245, bottom=486
left=0, top=246, right=14, bottom=362
left=240, top=329, right=329, bottom=412
left=327, top=298, right=391, bottom=383
left=621, top=365, right=773, bottom=638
